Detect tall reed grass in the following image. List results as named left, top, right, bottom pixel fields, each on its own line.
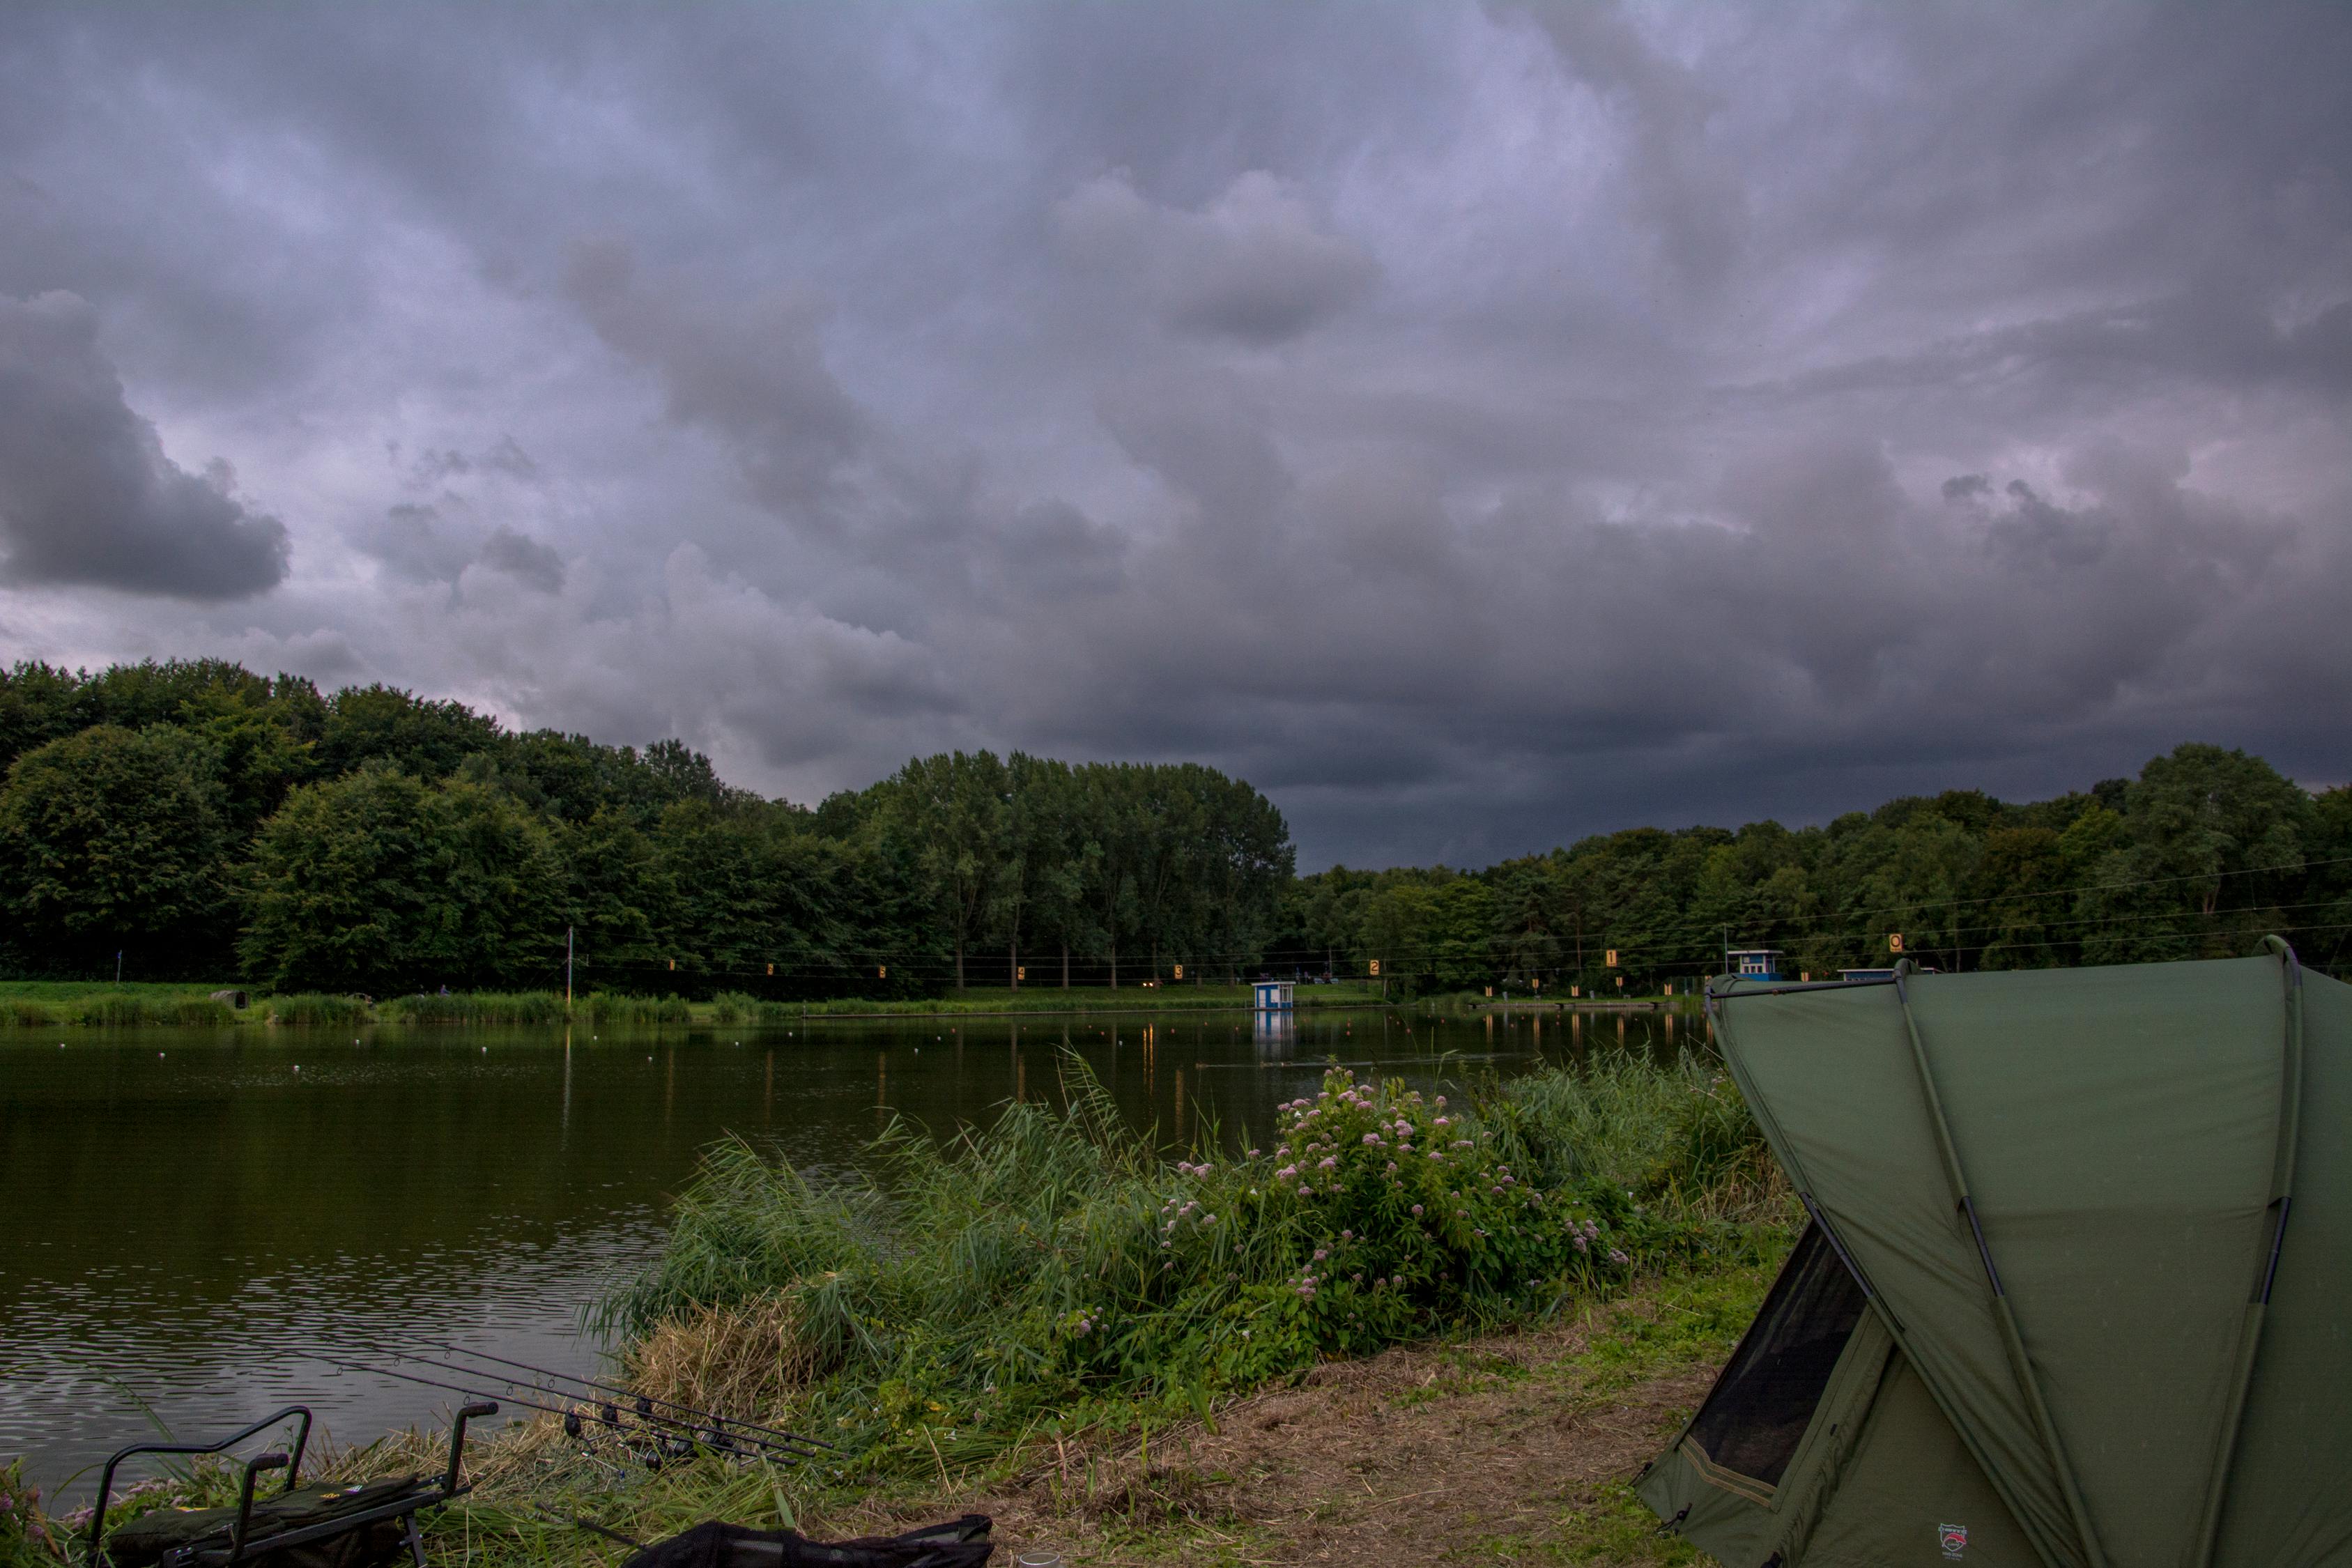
left=582, top=992, right=693, bottom=1026
left=261, top=993, right=374, bottom=1026
left=0, top=992, right=238, bottom=1027
left=378, top=991, right=569, bottom=1025
left=597, top=1051, right=1787, bottom=1483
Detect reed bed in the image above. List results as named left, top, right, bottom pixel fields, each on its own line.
left=582, top=992, right=693, bottom=1027
left=0, top=992, right=238, bottom=1027
left=378, top=991, right=571, bottom=1026
left=259, top=992, right=374, bottom=1027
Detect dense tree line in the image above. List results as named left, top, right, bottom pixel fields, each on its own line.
left=0, top=660, right=1292, bottom=994
left=1271, top=744, right=2352, bottom=992
left=2, top=661, right=2342, bottom=995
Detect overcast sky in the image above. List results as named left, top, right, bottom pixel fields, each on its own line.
left=1, top=3, right=2346, bottom=866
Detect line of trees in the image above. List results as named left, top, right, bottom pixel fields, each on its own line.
left=1271, top=744, right=2352, bottom=993
left=2, top=660, right=2344, bottom=997
left=0, top=660, right=1293, bottom=994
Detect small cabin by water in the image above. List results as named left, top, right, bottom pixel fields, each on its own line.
left=1726, top=948, right=1785, bottom=982
left=1252, top=980, right=1295, bottom=1010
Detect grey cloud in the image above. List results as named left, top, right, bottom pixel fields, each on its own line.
left=478, top=526, right=564, bottom=592
left=353, top=504, right=564, bottom=595
left=353, top=502, right=477, bottom=587
left=403, top=436, right=539, bottom=489
left=1506, top=1, right=1746, bottom=289
left=1056, top=170, right=1379, bottom=343
left=0, top=291, right=287, bottom=599
left=564, top=240, right=866, bottom=518
left=0, top=1, right=2347, bottom=866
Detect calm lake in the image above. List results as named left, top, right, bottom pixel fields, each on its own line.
left=1, top=1004, right=1696, bottom=1496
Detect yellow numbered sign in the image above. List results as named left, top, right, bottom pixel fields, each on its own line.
left=766, top=963, right=774, bottom=976
left=1173, top=963, right=1183, bottom=980
left=878, top=964, right=888, bottom=980
left=1017, top=966, right=1026, bottom=981
left=1889, top=933, right=1905, bottom=953
left=1605, top=949, right=1619, bottom=967
left=1369, top=959, right=1381, bottom=976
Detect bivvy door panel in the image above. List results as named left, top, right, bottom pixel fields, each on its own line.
left=1637, top=1223, right=1892, bottom=1567
left=1684, top=1223, right=1870, bottom=1496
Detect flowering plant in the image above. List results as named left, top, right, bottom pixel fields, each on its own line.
left=1, top=1457, right=63, bottom=1564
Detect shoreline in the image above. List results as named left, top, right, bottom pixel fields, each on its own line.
left=0, top=981, right=1697, bottom=1029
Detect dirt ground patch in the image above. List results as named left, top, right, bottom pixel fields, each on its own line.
left=795, top=1273, right=1758, bottom=1567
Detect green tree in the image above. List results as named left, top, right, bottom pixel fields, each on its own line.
left=239, top=766, right=566, bottom=991
left=0, top=725, right=233, bottom=976
left=876, top=751, right=1009, bottom=990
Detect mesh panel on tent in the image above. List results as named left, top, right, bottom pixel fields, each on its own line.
left=1686, top=1222, right=1868, bottom=1488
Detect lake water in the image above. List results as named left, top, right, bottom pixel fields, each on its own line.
left=0, top=1004, right=1694, bottom=1496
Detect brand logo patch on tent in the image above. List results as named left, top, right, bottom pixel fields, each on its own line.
left=1939, top=1523, right=1968, bottom=1558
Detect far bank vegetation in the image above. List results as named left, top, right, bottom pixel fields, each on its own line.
left=1, top=659, right=2346, bottom=1006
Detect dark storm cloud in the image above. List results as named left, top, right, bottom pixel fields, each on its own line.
left=478, top=528, right=565, bottom=594
left=1054, top=171, right=1380, bottom=344
left=0, top=292, right=288, bottom=599
left=0, top=0, right=2346, bottom=862
left=564, top=240, right=868, bottom=519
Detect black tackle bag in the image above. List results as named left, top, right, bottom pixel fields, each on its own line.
left=617, top=1515, right=994, bottom=1568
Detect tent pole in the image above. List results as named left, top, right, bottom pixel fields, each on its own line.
left=1894, top=965, right=2108, bottom=1568
left=2188, top=937, right=2306, bottom=1566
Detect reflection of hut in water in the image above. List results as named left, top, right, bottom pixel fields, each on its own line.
left=1253, top=1010, right=1294, bottom=1056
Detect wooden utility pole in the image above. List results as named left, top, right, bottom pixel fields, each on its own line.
left=565, top=925, right=574, bottom=1015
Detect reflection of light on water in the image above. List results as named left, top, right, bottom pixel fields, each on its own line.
left=1252, top=1012, right=1294, bottom=1056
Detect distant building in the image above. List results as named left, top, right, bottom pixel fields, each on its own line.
left=1253, top=980, right=1295, bottom=1010
left=1727, top=948, right=1785, bottom=982
left=1840, top=967, right=1898, bottom=982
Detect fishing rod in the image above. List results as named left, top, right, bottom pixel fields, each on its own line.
left=339, top=1345, right=823, bottom=1458
left=316, top=1356, right=819, bottom=1464
left=411, top=1339, right=836, bottom=1454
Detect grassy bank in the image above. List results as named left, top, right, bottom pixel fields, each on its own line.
left=592, top=1050, right=1784, bottom=1486
left=3, top=1052, right=1783, bottom=1566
